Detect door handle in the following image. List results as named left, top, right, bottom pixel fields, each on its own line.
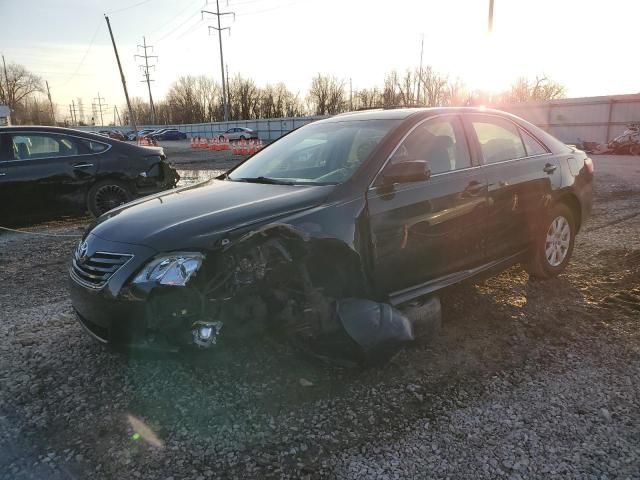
left=73, top=163, right=94, bottom=169
left=543, top=163, right=557, bottom=174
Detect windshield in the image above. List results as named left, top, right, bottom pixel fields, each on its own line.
left=228, top=119, right=400, bottom=185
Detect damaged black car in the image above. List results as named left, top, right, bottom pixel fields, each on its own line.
left=69, top=108, right=593, bottom=362
left=0, top=126, right=179, bottom=223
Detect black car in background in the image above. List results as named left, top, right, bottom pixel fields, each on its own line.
left=0, top=126, right=179, bottom=223
left=152, top=128, right=187, bottom=141
left=69, top=108, right=593, bottom=359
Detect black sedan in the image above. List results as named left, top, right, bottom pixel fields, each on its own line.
left=0, top=126, right=179, bottom=223
left=69, top=108, right=593, bottom=362
left=152, top=128, right=187, bottom=141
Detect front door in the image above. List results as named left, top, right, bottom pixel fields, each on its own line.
left=367, top=115, right=489, bottom=297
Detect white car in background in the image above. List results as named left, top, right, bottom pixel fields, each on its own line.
left=218, top=127, right=258, bottom=142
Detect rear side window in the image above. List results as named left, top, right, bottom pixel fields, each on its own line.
left=520, top=129, right=548, bottom=156
left=82, top=140, right=109, bottom=153
left=10, top=133, right=79, bottom=160
left=389, top=116, right=471, bottom=174
left=470, top=117, right=526, bottom=164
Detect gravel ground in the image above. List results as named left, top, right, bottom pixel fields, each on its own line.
left=0, top=154, right=639, bottom=479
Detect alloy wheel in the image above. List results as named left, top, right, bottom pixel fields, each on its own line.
left=545, top=215, right=571, bottom=267
left=94, top=184, right=129, bottom=214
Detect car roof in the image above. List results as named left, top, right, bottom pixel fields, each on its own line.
left=0, top=125, right=112, bottom=137
left=320, top=106, right=519, bottom=123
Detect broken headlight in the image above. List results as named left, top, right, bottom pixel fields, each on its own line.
left=132, top=253, right=204, bottom=286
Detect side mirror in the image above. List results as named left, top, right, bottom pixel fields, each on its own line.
left=382, top=160, right=431, bottom=185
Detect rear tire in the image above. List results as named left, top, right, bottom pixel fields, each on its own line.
left=87, top=179, right=133, bottom=217
left=525, top=203, right=576, bottom=279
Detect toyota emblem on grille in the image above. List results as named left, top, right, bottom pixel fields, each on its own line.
left=76, top=241, right=89, bottom=263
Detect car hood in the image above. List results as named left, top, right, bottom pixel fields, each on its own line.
left=90, top=180, right=331, bottom=251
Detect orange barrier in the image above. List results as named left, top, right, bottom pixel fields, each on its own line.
left=208, top=137, right=218, bottom=150
left=221, top=137, right=230, bottom=150
left=190, top=137, right=197, bottom=148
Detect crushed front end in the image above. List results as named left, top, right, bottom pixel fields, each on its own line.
left=69, top=226, right=434, bottom=363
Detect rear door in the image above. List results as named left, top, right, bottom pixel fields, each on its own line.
left=367, top=115, right=489, bottom=296
left=0, top=132, right=101, bottom=220
left=464, top=114, right=562, bottom=260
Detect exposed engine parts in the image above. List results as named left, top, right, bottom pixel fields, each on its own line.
left=140, top=225, right=442, bottom=364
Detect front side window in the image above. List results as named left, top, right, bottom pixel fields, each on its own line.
left=470, top=117, right=526, bottom=164
left=389, top=116, right=471, bottom=175
left=228, top=119, right=400, bottom=185
left=11, top=134, right=79, bottom=160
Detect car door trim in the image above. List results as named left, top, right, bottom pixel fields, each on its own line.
left=388, top=249, right=526, bottom=306
left=5, top=131, right=112, bottom=162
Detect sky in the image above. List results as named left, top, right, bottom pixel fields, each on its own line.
left=1, top=0, right=639, bottom=122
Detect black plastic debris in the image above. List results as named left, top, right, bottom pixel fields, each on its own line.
left=336, top=298, right=414, bottom=363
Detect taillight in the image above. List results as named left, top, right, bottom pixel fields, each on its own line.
left=584, top=157, right=594, bottom=174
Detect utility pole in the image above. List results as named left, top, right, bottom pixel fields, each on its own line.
left=135, top=36, right=158, bottom=124
left=225, top=63, right=231, bottom=116
left=488, top=0, right=494, bottom=33
left=77, top=98, right=85, bottom=124
left=114, top=105, right=121, bottom=125
left=1, top=55, right=9, bottom=105
left=416, top=34, right=424, bottom=105
left=202, top=1, right=235, bottom=121
left=45, top=80, right=55, bottom=124
left=70, top=99, right=78, bottom=125
left=349, top=78, right=353, bottom=111
left=93, top=92, right=107, bottom=126
left=105, top=15, right=137, bottom=133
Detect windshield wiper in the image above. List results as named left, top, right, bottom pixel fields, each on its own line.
left=234, top=176, right=295, bottom=185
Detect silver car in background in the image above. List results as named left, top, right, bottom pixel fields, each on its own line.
left=218, top=127, right=258, bottom=142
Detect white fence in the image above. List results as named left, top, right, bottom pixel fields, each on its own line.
left=501, top=93, right=640, bottom=144
left=76, top=115, right=326, bottom=141
left=75, top=94, right=640, bottom=145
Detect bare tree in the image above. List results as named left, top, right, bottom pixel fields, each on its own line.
left=382, top=71, right=402, bottom=108
left=307, top=74, right=346, bottom=115
left=166, top=75, right=222, bottom=123
left=418, top=66, right=449, bottom=107
left=506, top=75, right=566, bottom=103
left=228, top=75, right=260, bottom=120
left=353, top=87, right=382, bottom=110
left=0, top=63, right=44, bottom=111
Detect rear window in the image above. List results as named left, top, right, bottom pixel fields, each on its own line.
left=520, top=129, right=549, bottom=156
left=82, top=140, right=109, bottom=153
left=470, top=117, right=526, bottom=163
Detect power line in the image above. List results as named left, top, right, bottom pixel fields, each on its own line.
left=202, top=1, right=235, bottom=121
left=148, top=0, right=202, bottom=38
left=135, top=36, right=158, bottom=124
left=155, top=11, right=202, bottom=43
left=106, top=0, right=155, bottom=15
left=63, top=21, right=102, bottom=85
